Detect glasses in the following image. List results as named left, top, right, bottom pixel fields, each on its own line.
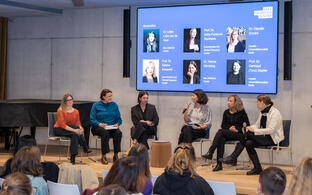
left=66, top=99, right=73, bottom=102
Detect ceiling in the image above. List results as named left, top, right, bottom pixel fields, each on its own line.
left=0, top=0, right=231, bottom=18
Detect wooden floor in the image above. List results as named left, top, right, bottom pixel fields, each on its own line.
left=0, top=145, right=295, bottom=195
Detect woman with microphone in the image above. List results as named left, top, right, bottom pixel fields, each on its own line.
left=178, top=89, right=212, bottom=144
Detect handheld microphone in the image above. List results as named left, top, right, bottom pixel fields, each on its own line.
left=243, top=122, right=247, bottom=139
left=182, top=102, right=191, bottom=114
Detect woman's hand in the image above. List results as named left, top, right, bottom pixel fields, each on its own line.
left=246, top=126, right=254, bottom=133
left=187, top=71, right=194, bottom=77
left=229, top=126, right=238, bottom=132
left=113, top=124, right=119, bottom=128
left=99, top=123, right=107, bottom=128
left=76, top=129, right=84, bottom=135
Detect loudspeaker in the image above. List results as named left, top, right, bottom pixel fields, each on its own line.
left=123, top=9, right=131, bottom=78
left=284, top=1, right=292, bottom=80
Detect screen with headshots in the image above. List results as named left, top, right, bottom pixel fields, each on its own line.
left=136, top=1, right=279, bottom=94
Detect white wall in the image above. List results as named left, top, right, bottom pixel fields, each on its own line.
left=6, top=0, right=312, bottom=165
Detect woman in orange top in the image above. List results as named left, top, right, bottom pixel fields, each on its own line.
left=54, top=93, right=91, bottom=164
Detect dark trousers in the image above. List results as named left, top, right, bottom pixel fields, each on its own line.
left=54, top=125, right=88, bottom=156
left=178, top=125, right=206, bottom=144
left=209, top=129, right=244, bottom=161
left=131, top=124, right=156, bottom=149
left=91, top=127, right=122, bottom=155
left=244, top=133, right=275, bottom=155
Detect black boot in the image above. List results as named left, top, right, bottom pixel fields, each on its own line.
left=247, top=154, right=262, bottom=175
left=213, top=161, right=223, bottom=172
left=83, top=146, right=92, bottom=154
left=202, top=151, right=213, bottom=160
left=222, top=143, right=244, bottom=166
left=70, top=155, right=76, bottom=165
left=113, top=153, right=119, bottom=162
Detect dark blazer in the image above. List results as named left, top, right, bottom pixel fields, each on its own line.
left=143, top=76, right=158, bottom=83
left=184, top=38, right=200, bottom=52
left=227, top=41, right=245, bottom=52
left=131, top=103, right=159, bottom=138
left=183, top=73, right=200, bottom=84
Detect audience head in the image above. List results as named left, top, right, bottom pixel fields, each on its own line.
left=98, top=184, right=128, bottom=195
left=192, top=89, right=208, bottom=105
left=60, top=93, right=74, bottom=111
left=258, top=167, right=286, bottom=195
left=257, top=94, right=273, bottom=111
left=1, top=172, right=32, bottom=195
left=103, top=156, right=144, bottom=194
left=100, top=89, right=113, bottom=102
left=228, top=95, right=244, bottom=113
left=167, top=143, right=197, bottom=178
left=288, top=157, right=312, bottom=195
left=11, top=146, right=43, bottom=177
left=128, top=143, right=151, bottom=178
left=137, top=91, right=149, bottom=104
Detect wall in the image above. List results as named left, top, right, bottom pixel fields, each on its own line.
left=6, top=0, right=312, bottom=165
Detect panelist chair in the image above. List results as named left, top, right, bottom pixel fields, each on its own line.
left=192, top=127, right=211, bottom=156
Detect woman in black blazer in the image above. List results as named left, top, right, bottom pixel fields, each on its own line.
left=131, top=91, right=159, bottom=149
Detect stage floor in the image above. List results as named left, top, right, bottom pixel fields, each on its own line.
left=0, top=145, right=294, bottom=195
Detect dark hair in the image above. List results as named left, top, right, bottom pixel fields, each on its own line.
left=1, top=172, right=32, bottom=195
left=98, top=184, right=128, bottom=195
left=128, top=144, right=151, bottom=178
left=11, top=146, right=43, bottom=177
left=14, top=135, right=37, bottom=155
left=100, top=89, right=112, bottom=100
left=257, top=94, right=274, bottom=106
left=189, top=60, right=198, bottom=71
left=259, top=167, right=286, bottom=195
left=192, top=89, right=208, bottom=104
left=103, top=156, right=144, bottom=193
left=137, top=91, right=149, bottom=104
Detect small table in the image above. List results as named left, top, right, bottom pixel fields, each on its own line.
left=150, top=141, right=171, bottom=168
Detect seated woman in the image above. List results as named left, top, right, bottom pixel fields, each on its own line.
left=1, top=172, right=33, bottom=195
left=90, top=89, right=122, bottom=164
left=54, top=93, right=91, bottom=164
left=288, top=157, right=312, bottom=194
left=202, top=95, right=249, bottom=171
left=131, top=91, right=159, bottom=149
left=153, top=144, right=214, bottom=195
left=258, top=167, right=286, bottom=195
left=11, top=146, right=48, bottom=195
left=178, top=89, right=212, bottom=144
left=223, top=95, right=284, bottom=175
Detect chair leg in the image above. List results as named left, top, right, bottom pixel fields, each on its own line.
left=270, top=150, right=274, bottom=165
left=44, top=139, right=49, bottom=161
left=289, top=149, right=293, bottom=166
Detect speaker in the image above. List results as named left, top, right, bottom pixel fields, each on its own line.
left=284, top=1, right=292, bottom=80
left=123, top=9, right=131, bottom=78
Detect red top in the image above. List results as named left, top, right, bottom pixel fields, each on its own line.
left=54, top=109, right=81, bottom=129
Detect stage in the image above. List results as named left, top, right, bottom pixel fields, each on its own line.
left=0, top=145, right=294, bottom=195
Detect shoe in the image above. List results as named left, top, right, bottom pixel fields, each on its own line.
left=113, top=154, right=119, bottom=162
left=213, top=163, right=222, bottom=172
left=70, top=155, right=76, bottom=165
left=101, top=156, right=108, bottom=165
left=202, top=152, right=213, bottom=160
left=83, top=147, right=92, bottom=154
left=247, top=168, right=262, bottom=175
left=221, top=156, right=237, bottom=166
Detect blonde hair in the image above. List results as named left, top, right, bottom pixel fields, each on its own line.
left=58, top=93, right=73, bottom=111
left=288, top=157, right=312, bottom=195
left=144, top=61, right=156, bottom=77
left=229, top=95, right=244, bottom=113
left=167, top=144, right=197, bottom=178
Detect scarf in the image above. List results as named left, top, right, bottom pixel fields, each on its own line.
left=260, top=104, right=272, bottom=128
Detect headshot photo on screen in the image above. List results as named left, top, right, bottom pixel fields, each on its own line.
left=142, top=59, right=159, bottom=83
left=184, top=28, right=200, bottom=52
left=227, top=59, right=245, bottom=85
left=226, top=27, right=246, bottom=53
left=183, top=60, right=200, bottom=84
left=143, top=29, right=159, bottom=53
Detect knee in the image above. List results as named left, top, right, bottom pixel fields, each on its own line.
left=245, top=140, right=254, bottom=148
left=116, top=129, right=122, bottom=137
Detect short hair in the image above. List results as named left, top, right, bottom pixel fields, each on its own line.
left=1, top=172, right=32, bottom=195
left=167, top=143, right=197, bottom=178
left=100, top=89, right=112, bottom=100
left=257, top=94, right=274, bottom=106
left=11, top=146, right=43, bottom=177
left=128, top=143, right=151, bottom=178
left=192, top=89, right=208, bottom=104
left=228, top=95, right=244, bottom=112
left=288, top=157, right=312, bottom=195
left=98, top=184, right=127, bottom=195
left=103, top=156, right=144, bottom=194
left=137, top=91, right=149, bottom=104
left=259, top=167, right=286, bottom=195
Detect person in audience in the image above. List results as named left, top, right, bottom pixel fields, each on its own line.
left=178, top=89, right=212, bottom=144
left=128, top=144, right=152, bottom=195
left=202, top=95, right=250, bottom=171
left=288, top=157, right=312, bottom=195
left=54, top=93, right=91, bottom=164
left=223, top=94, right=284, bottom=175
left=142, top=61, right=158, bottom=83
left=183, top=60, right=200, bottom=84
left=258, top=167, right=286, bottom=195
left=11, top=146, right=48, bottom=195
left=153, top=144, right=214, bottom=195
left=90, top=89, right=122, bottom=164
left=1, top=172, right=33, bottom=195
left=98, top=184, right=128, bottom=195
left=131, top=91, right=159, bottom=149
left=227, top=29, right=245, bottom=52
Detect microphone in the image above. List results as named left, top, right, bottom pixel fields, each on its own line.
left=243, top=122, right=247, bottom=139
left=182, top=102, right=191, bottom=114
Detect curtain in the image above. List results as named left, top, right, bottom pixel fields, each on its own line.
left=0, top=17, right=8, bottom=100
